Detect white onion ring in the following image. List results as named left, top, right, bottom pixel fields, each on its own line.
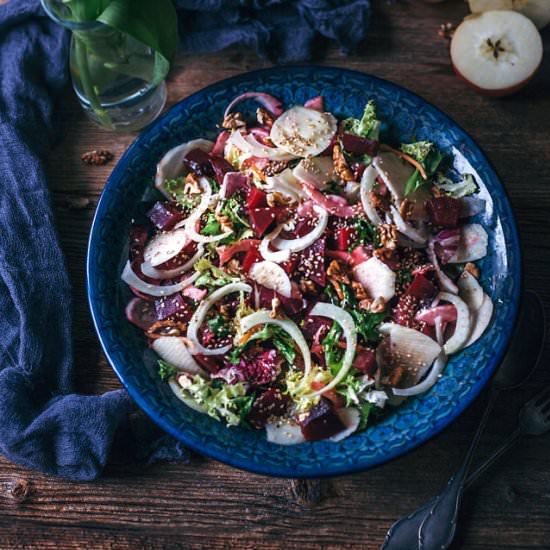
left=271, top=205, right=328, bottom=252
left=360, top=165, right=382, bottom=225
left=140, top=245, right=205, bottom=280
left=230, top=130, right=296, bottom=161
left=121, top=261, right=199, bottom=297
left=184, top=177, right=233, bottom=243
left=304, top=303, right=357, bottom=397
left=186, top=282, right=252, bottom=356
left=438, top=291, right=471, bottom=354
left=240, top=310, right=311, bottom=377
left=259, top=225, right=291, bottom=263
left=392, top=354, right=447, bottom=397
left=427, top=239, right=459, bottom=294
left=390, top=205, right=427, bottom=245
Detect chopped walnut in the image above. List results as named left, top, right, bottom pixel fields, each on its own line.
left=226, top=259, right=242, bottom=276
left=351, top=281, right=369, bottom=301
left=267, top=191, right=292, bottom=207
left=369, top=191, right=390, bottom=213
left=219, top=304, right=232, bottom=319
left=399, top=198, right=414, bottom=221
left=147, top=320, right=188, bottom=339
left=369, top=296, right=386, bottom=313
left=222, top=112, right=246, bottom=130
left=81, top=149, right=113, bottom=166
left=377, top=223, right=398, bottom=251
left=359, top=298, right=373, bottom=311
left=257, top=107, right=275, bottom=128
left=184, top=173, right=202, bottom=194
left=463, top=262, right=480, bottom=279
left=215, top=211, right=233, bottom=232
left=333, top=142, right=354, bottom=182
left=327, top=260, right=350, bottom=285
left=262, top=160, right=288, bottom=177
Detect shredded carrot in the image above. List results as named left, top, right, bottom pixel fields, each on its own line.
left=380, top=144, right=428, bottom=180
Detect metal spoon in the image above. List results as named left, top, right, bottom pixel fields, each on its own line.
left=382, top=291, right=545, bottom=550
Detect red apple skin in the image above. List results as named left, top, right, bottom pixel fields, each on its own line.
left=450, top=56, right=542, bottom=98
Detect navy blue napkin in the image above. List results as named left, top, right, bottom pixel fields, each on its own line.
left=0, top=0, right=371, bottom=481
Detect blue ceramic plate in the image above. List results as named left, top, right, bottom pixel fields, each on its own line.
left=87, top=66, right=521, bottom=477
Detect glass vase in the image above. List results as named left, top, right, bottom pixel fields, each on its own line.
left=40, top=0, right=167, bottom=132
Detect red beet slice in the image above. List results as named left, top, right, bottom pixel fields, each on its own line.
left=341, top=133, right=379, bottom=156
left=298, top=398, right=346, bottom=441
left=246, top=187, right=268, bottom=209
left=147, top=201, right=184, bottom=231
left=183, top=148, right=213, bottom=177
left=125, top=298, right=157, bottom=330
left=406, top=273, right=437, bottom=300
left=353, top=348, right=377, bottom=376
left=249, top=207, right=278, bottom=237
left=426, top=196, right=461, bottom=228
left=129, top=224, right=149, bottom=262
left=247, top=388, right=289, bottom=429
left=208, top=155, right=234, bottom=186
left=296, top=236, right=326, bottom=286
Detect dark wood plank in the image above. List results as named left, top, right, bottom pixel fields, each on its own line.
left=2, top=0, right=549, bottom=548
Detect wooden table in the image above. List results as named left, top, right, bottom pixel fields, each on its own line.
left=1, top=1, right=549, bottom=548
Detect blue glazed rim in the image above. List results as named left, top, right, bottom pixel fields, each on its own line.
left=87, top=66, right=522, bottom=478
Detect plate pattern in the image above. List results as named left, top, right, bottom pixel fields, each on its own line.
left=87, top=66, right=521, bottom=477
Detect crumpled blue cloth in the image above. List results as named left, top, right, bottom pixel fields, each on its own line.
left=175, top=0, right=372, bottom=62
left=0, top=0, right=371, bottom=481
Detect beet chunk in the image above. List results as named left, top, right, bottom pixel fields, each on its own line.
left=426, top=196, right=461, bottom=228
left=247, top=388, right=289, bottom=429
left=341, top=133, right=379, bottom=156
left=147, top=201, right=184, bottom=231
left=296, top=236, right=326, bottom=287
left=298, top=398, right=346, bottom=441
left=183, top=148, right=213, bottom=176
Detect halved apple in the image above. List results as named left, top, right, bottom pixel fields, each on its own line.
left=450, top=10, right=543, bottom=97
left=468, top=0, right=550, bottom=29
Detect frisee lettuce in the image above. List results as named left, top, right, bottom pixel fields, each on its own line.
left=342, top=100, right=381, bottom=140
left=284, top=366, right=331, bottom=413
left=194, top=257, right=239, bottom=289
left=401, top=140, right=444, bottom=196
left=435, top=173, right=478, bottom=198
left=158, top=359, right=178, bottom=381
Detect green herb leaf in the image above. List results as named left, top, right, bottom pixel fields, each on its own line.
left=358, top=402, right=375, bottom=430
left=322, top=321, right=344, bottom=375
left=200, top=212, right=222, bottom=236
left=194, top=258, right=238, bottom=289
left=404, top=169, right=423, bottom=197
left=343, top=100, right=380, bottom=139
left=349, top=217, right=376, bottom=250
left=158, top=360, right=178, bottom=382
left=207, top=314, right=231, bottom=338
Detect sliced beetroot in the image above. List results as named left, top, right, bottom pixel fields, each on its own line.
left=183, top=148, right=213, bottom=177
left=279, top=293, right=305, bottom=317
left=341, top=133, right=379, bottom=156
left=129, top=224, right=149, bottom=261
left=298, top=398, right=346, bottom=441
left=256, top=285, right=304, bottom=316
left=416, top=304, right=457, bottom=325
left=281, top=254, right=299, bottom=275
left=154, top=293, right=193, bottom=322
left=208, top=155, right=234, bottom=186
left=353, top=348, right=377, bottom=376
left=147, top=201, right=184, bottom=231
left=249, top=207, right=278, bottom=237
left=406, top=273, right=437, bottom=300
left=248, top=126, right=272, bottom=146
left=302, top=314, right=332, bottom=341
left=125, top=298, right=157, bottom=330
left=224, top=172, right=251, bottom=197
left=426, top=196, right=461, bottom=228
left=304, top=96, right=324, bottom=111
left=211, top=130, right=230, bottom=157
left=393, top=294, right=420, bottom=328
left=235, top=349, right=282, bottom=386
left=195, top=354, right=222, bottom=374
left=242, top=245, right=262, bottom=273
left=433, top=228, right=461, bottom=265
left=331, top=226, right=357, bottom=251
left=154, top=241, right=196, bottom=270
left=247, top=388, right=289, bottom=429
left=246, top=187, right=268, bottom=210
left=326, top=249, right=353, bottom=264
left=296, top=236, right=326, bottom=286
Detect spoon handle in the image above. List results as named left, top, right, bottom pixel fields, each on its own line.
left=417, top=389, right=500, bottom=550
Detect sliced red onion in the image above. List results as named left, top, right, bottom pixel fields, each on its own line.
left=141, top=245, right=204, bottom=280
left=271, top=205, right=328, bottom=253
left=305, top=303, right=357, bottom=397
left=302, top=184, right=356, bottom=217
left=427, top=239, right=459, bottom=294
left=360, top=164, right=382, bottom=225
left=187, top=282, right=252, bottom=356
left=152, top=337, right=206, bottom=376
left=329, top=407, right=360, bottom=442
left=437, top=291, right=471, bottom=354
left=121, top=261, right=199, bottom=297
left=448, top=224, right=488, bottom=263
left=240, top=311, right=312, bottom=377
left=390, top=205, right=427, bottom=245
left=304, top=96, right=324, bottom=112
left=249, top=261, right=292, bottom=298
left=392, top=354, right=447, bottom=397
left=465, top=293, right=494, bottom=347
left=230, top=130, right=296, bottom=162
left=182, top=285, right=208, bottom=301
left=415, top=304, right=457, bottom=326
left=155, top=139, right=214, bottom=198
left=264, top=169, right=305, bottom=201
left=184, top=177, right=233, bottom=243
left=224, top=91, right=284, bottom=119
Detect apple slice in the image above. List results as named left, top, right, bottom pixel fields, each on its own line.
left=450, top=10, right=543, bottom=97
left=468, top=0, right=550, bottom=29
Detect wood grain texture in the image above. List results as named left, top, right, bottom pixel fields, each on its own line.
left=1, top=1, right=550, bottom=549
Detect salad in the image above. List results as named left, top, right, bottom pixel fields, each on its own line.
left=122, top=91, right=493, bottom=445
